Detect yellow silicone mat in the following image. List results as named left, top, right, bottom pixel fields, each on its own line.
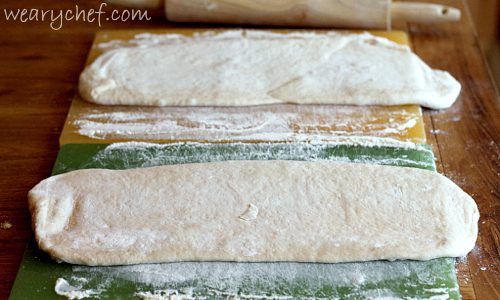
left=59, top=29, right=426, bottom=145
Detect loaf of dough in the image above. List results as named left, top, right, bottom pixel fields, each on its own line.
left=29, top=160, right=478, bottom=266
left=79, top=30, right=461, bottom=109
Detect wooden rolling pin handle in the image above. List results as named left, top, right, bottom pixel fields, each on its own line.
left=105, top=0, right=461, bottom=27
left=165, top=0, right=391, bottom=28
left=391, top=2, right=461, bottom=23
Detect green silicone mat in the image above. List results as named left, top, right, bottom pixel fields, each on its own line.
left=10, top=142, right=460, bottom=299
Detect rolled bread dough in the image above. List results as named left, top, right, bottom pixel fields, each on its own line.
left=29, top=160, right=478, bottom=266
left=79, top=30, right=461, bottom=109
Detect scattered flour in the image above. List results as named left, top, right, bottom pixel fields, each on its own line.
left=54, top=278, right=102, bottom=299
left=135, top=289, right=196, bottom=300
left=0, top=221, right=12, bottom=229
left=103, top=138, right=430, bottom=152
left=430, top=129, right=446, bottom=135
left=72, top=104, right=425, bottom=144
left=82, top=141, right=436, bottom=172
left=67, top=259, right=457, bottom=299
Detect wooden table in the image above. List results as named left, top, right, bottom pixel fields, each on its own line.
left=0, top=0, right=498, bottom=299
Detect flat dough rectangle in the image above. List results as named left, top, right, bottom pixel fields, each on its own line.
left=79, top=30, right=461, bottom=109
left=29, top=160, right=478, bottom=266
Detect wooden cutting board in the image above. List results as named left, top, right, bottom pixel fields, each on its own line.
left=59, top=29, right=427, bottom=145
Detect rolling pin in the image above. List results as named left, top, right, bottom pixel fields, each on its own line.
left=107, top=0, right=460, bottom=29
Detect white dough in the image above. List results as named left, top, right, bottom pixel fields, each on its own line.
left=29, top=160, right=478, bottom=266
left=79, top=30, right=461, bottom=109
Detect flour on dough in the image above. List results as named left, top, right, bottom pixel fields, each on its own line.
left=79, top=30, right=461, bottom=109
left=29, top=160, right=478, bottom=266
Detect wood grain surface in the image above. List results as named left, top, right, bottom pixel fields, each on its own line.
left=0, top=0, right=498, bottom=299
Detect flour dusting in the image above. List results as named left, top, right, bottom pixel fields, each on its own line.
left=103, top=138, right=430, bottom=151
left=74, top=141, right=435, bottom=173
left=54, top=278, right=102, bottom=299
left=72, top=104, right=425, bottom=144
left=66, top=259, right=457, bottom=299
